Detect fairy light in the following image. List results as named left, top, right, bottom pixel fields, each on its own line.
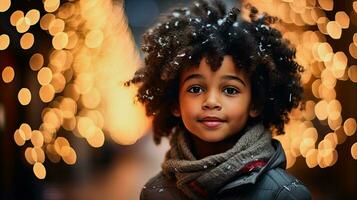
left=33, top=162, right=46, bottom=179
left=44, top=0, right=60, bottom=13
left=85, top=30, right=104, bottom=48
left=3, top=0, right=353, bottom=179
left=20, top=33, right=35, bottom=50
left=352, top=143, right=357, bottom=160
left=16, top=17, right=31, bottom=33
left=348, top=65, right=357, bottom=82
left=37, top=67, right=52, bottom=86
left=52, top=32, right=68, bottom=50
left=25, top=9, right=40, bottom=25
left=39, top=84, right=55, bottom=103
left=343, top=118, right=357, bottom=136
left=18, top=88, right=31, bottom=105
left=248, top=0, right=357, bottom=169
left=0, top=34, right=10, bottom=50
left=40, top=13, right=56, bottom=30
left=0, top=0, right=11, bottom=12
left=48, top=18, right=65, bottom=36
left=335, top=11, right=350, bottom=29
left=29, top=53, right=44, bottom=71
left=2, top=66, right=15, bottom=83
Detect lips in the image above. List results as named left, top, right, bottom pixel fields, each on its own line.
left=198, top=116, right=226, bottom=128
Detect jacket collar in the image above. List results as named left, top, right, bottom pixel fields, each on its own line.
left=217, top=139, right=286, bottom=194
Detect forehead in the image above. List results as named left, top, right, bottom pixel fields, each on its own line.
left=180, top=56, right=249, bottom=81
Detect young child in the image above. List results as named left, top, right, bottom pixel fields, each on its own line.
left=126, top=0, right=311, bottom=199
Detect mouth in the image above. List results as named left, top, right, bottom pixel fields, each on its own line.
left=197, top=116, right=226, bottom=129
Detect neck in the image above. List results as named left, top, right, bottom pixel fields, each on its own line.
left=188, top=132, right=244, bottom=159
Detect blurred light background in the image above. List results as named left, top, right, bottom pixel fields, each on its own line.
left=0, top=0, right=356, bottom=199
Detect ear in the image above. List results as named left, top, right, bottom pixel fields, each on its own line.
left=249, top=104, right=260, bottom=118
left=171, top=103, right=181, bottom=117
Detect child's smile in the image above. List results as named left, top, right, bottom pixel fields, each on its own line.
left=173, top=55, right=258, bottom=142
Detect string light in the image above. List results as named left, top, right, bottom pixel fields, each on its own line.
left=250, top=0, right=357, bottom=169
left=0, top=0, right=10, bottom=12
left=2, top=66, right=15, bottom=83
left=0, top=34, right=10, bottom=50
left=1, top=0, right=354, bottom=179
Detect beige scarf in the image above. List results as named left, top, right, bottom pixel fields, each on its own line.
left=162, top=123, right=275, bottom=200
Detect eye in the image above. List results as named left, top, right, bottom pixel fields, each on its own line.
left=187, top=85, right=204, bottom=94
left=223, top=87, right=239, bottom=95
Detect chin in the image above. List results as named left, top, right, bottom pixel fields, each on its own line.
left=198, top=134, right=227, bottom=143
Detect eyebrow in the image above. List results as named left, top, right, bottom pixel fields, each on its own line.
left=221, top=75, right=247, bottom=87
left=182, top=74, right=247, bottom=87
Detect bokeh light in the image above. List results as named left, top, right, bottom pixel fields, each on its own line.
left=18, top=88, right=31, bottom=105
left=0, top=34, right=10, bottom=50
left=20, top=32, right=35, bottom=50
left=2, top=66, right=15, bottom=83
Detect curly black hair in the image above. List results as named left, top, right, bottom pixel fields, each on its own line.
left=125, top=0, right=304, bottom=144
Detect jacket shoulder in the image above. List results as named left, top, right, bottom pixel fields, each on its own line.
left=260, top=168, right=311, bottom=200
left=140, top=172, right=188, bottom=200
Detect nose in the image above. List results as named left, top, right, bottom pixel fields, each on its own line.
left=202, top=91, right=222, bottom=111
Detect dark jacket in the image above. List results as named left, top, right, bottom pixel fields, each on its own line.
left=141, top=140, right=311, bottom=200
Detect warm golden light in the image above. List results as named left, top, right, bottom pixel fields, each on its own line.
left=0, top=34, right=10, bottom=50
left=317, top=17, right=329, bottom=34
left=318, top=0, right=333, bottom=11
left=18, top=88, right=31, bottom=105
left=30, top=53, right=44, bottom=71
left=16, top=17, right=31, bottom=33
left=335, top=11, right=349, bottom=29
left=39, top=84, right=55, bottom=103
left=354, top=1, right=357, bottom=13
left=20, top=123, right=32, bottom=140
left=317, top=42, right=333, bottom=61
left=14, top=129, right=26, bottom=146
left=344, top=118, right=357, bottom=136
left=352, top=142, right=357, bottom=160
left=37, top=67, right=53, bottom=86
left=48, top=18, right=65, bottom=36
left=326, top=21, right=342, bottom=39
left=52, top=32, right=68, bottom=50
left=315, top=100, right=328, bottom=120
left=349, top=43, right=357, bottom=59
left=46, top=144, right=61, bottom=163
left=62, top=146, right=76, bottom=165
left=87, top=127, right=105, bottom=148
left=348, top=65, right=357, bottom=82
left=62, top=117, right=76, bottom=131
left=40, top=13, right=55, bottom=30
left=44, top=0, right=60, bottom=13
left=2, top=66, right=15, bottom=83
left=81, top=88, right=101, bottom=109
left=33, top=162, right=46, bottom=179
left=54, top=137, right=69, bottom=155
left=20, top=32, right=35, bottom=50
left=306, top=148, right=318, bottom=168
left=328, top=115, right=342, bottom=131
left=0, top=0, right=11, bottom=12
left=51, top=73, right=66, bottom=93
left=25, top=147, right=36, bottom=165
left=65, top=31, right=78, bottom=49
left=74, top=73, right=93, bottom=94
left=85, top=30, right=104, bottom=48
left=303, top=127, right=318, bottom=143
left=10, top=10, right=24, bottom=26
left=300, top=138, right=315, bottom=157
left=25, top=9, right=40, bottom=25
left=31, top=130, right=44, bottom=147
left=32, top=147, right=45, bottom=163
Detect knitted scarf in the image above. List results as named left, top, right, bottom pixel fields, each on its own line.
left=162, top=123, right=275, bottom=200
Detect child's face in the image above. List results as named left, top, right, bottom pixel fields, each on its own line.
left=173, top=55, right=258, bottom=142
